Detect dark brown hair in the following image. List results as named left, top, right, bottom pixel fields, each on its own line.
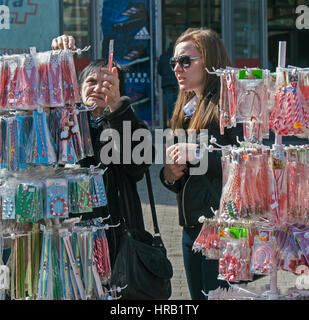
left=78, top=59, right=127, bottom=96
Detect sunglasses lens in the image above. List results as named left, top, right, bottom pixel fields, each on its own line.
left=170, top=56, right=192, bottom=70
left=169, top=57, right=176, bottom=70
left=179, top=56, right=191, bottom=68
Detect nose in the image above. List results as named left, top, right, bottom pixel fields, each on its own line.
left=173, top=61, right=183, bottom=73
left=93, top=81, right=104, bottom=92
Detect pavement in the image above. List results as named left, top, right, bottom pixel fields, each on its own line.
left=137, top=164, right=298, bottom=300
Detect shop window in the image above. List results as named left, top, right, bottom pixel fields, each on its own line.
left=61, top=0, right=92, bottom=71
left=268, top=0, right=309, bottom=70
left=162, top=0, right=222, bottom=51
left=232, top=0, right=262, bottom=68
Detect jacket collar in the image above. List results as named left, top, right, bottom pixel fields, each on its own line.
left=183, top=95, right=198, bottom=116
left=89, top=107, right=110, bottom=128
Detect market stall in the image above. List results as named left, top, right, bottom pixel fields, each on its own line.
left=194, top=42, right=309, bottom=300
left=0, top=47, right=118, bottom=300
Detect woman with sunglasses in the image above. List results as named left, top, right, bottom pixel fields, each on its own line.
left=160, top=28, right=243, bottom=300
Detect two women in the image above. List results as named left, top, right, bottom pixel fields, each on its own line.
left=53, top=29, right=241, bottom=300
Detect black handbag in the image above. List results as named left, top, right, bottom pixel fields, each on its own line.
left=110, top=168, right=173, bottom=300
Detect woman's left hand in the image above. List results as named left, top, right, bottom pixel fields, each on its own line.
left=167, top=143, right=199, bottom=164
left=100, top=67, right=121, bottom=112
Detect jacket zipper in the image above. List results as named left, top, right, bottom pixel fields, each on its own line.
left=181, top=175, right=192, bottom=226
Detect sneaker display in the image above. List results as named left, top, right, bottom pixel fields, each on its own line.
left=117, top=46, right=148, bottom=65
left=111, top=2, right=148, bottom=29
left=129, top=91, right=147, bottom=103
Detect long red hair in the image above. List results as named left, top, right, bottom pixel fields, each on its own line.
left=171, top=28, right=232, bottom=133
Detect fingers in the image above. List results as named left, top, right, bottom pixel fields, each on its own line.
left=67, top=35, right=75, bottom=49
left=100, top=67, right=120, bottom=93
left=166, top=144, right=187, bottom=164
left=51, top=35, right=75, bottom=50
left=166, top=144, right=179, bottom=164
left=111, top=66, right=119, bottom=77
left=98, top=67, right=121, bottom=111
left=51, top=38, right=60, bottom=50
left=164, top=164, right=187, bottom=181
left=166, top=144, right=178, bottom=158
left=100, top=67, right=118, bottom=80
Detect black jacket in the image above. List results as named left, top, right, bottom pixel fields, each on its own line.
left=76, top=96, right=153, bottom=235
left=160, top=116, right=243, bottom=228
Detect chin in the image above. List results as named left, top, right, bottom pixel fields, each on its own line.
left=86, top=99, right=106, bottom=108
left=180, top=87, right=192, bottom=93
left=179, top=84, right=187, bottom=91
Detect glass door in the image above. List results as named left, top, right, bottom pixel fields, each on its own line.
left=61, top=0, right=93, bottom=72
left=162, top=0, right=222, bottom=51
left=232, top=0, right=262, bottom=68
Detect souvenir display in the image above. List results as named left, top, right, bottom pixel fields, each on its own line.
left=196, top=58, right=309, bottom=300
left=0, top=47, right=119, bottom=300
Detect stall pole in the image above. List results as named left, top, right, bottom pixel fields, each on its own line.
left=268, top=40, right=286, bottom=300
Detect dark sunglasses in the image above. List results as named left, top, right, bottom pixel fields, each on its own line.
left=169, top=55, right=201, bottom=70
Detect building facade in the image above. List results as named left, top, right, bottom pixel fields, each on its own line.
left=1, top=0, right=309, bottom=127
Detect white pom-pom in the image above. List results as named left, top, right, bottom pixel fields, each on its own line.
left=210, top=136, right=217, bottom=144
left=71, top=125, right=79, bottom=134
left=60, top=130, right=69, bottom=139
left=198, top=215, right=206, bottom=223
left=208, top=145, right=214, bottom=152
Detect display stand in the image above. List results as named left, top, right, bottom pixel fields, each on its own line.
left=268, top=40, right=287, bottom=300
left=202, top=40, right=309, bottom=300
left=0, top=46, right=115, bottom=300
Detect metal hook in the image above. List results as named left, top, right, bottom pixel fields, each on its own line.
left=108, top=284, right=128, bottom=293
left=98, top=215, right=111, bottom=223
left=73, top=45, right=91, bottom=54
left=89, top=162, right=102, bottom=171
left=209, top=136, right=227, bottom=149
left=205, top=67, right=225, bottom=76
left=236, top=136, right=242, bottom=145
left=52, top=45, right=91, bottom=56
left=104, top=222, right=121, bottom=230
left=78, top=103, right=98, bottom=112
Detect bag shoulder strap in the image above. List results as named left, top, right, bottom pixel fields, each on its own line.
left=145, top=169, right=160, bottom=235
left=113, top=166, right=160, bottom=236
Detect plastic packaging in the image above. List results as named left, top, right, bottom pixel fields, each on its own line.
left=7, top=55, right=20, bottom=109
left=45, top=178, right=69, bottom=219
left=193, top=221, right=221, bottom=259
left=0, top=57, right=9, bottom=108
left=250, top=231, right=276, bottom=275
left=90, top=172, right=108, bottom=208
left=218, top=228, right=252, bottom=282
left=15, top=54, right=39, bottom=108
left=60, top=50, right=80, bottom=105
left=48, top=51, right=64, bottom=106
left=269, top=148, right=288, bottom=226
left=68, top=174, right=93, bottom=214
